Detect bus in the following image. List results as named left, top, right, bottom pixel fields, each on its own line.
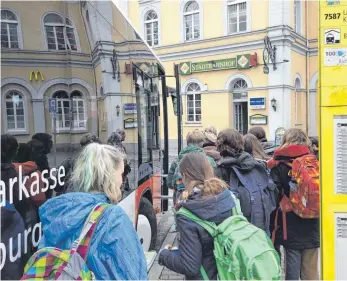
left=0, top=0, right=172, bottom=254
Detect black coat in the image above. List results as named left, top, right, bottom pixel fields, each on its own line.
left=159, top=189, right=234, bottom=280
left=270, top=163, right=320, bottom=250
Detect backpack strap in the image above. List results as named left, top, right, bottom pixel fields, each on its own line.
left=230, top=191, right=243, bottom=216
left=176, top=208, right=218, bottom=237
left=71, top=203, right=110, bottom=260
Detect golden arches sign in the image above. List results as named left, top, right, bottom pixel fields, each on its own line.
left=29, top=70, right=44, bottom=81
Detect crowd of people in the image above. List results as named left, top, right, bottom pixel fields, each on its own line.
left=163, top=126, right=320, bottom=280
left=1, top=125, right=320, bottom=280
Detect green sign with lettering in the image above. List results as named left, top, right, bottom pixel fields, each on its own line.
left=180, top=54, right=251, bottom=75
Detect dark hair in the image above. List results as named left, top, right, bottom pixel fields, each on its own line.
left=80, top=133, right=101, bottom=147
left=27, top=139, right=47, bottom=170
left=1, top=134, right=19, bottom=163
left=248, top=127, right=267, bottom=143
left=179, top=152, right=227, bottom=196
left=14, top=143, right=35, bottom=163
left=309, top=136, right=318, bottom=148
left=217, top=128, right=244, bottom=157
left=243, top=134, right=270, bottom=161
left=32, top=133, right=52, bottom=154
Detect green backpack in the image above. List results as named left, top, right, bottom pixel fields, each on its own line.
left=176, top=193, right=281, bottom=280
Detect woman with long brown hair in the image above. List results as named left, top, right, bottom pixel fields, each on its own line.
left=268, top=128, right=319, bottom=280
left=243, top=133, right=271, bottom=162
left=159, top=152, right=235, bottom=280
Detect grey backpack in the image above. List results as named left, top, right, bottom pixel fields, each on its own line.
left=229, top=164, right=277, bottom=233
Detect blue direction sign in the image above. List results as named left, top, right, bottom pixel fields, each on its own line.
left=250, top=97, right=266, bottom=109
left=48, top=98, right=57, bottom=113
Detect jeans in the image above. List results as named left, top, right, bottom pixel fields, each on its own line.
left=285, top=248, right=319, bottom=280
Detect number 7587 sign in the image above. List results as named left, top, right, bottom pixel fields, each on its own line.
left=325, top=13, right=341, bottom=20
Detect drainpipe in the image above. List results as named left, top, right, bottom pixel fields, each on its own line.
left=305, top=0, right=310, bottom=135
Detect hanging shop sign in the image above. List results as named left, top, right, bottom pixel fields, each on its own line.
left=111, top=49, right=120, bottom=82
left=250, top=97, right=266, bottom=109
left=249, top=114, right=268, bottom=125
left=124, top=103, right=137, bottom=115
left=124, top=118, right=138, bottom=129
left=263, top=36, right=277, bottom=74
left=179, top=53, right=255, bottom=75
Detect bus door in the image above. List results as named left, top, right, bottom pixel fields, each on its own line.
left=133, top=65, right=153, bottom=186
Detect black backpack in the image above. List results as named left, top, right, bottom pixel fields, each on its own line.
left=229, top=163, right=277, bottom=233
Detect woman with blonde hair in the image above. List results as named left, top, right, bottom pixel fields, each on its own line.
left=159, top=152, right=235, bottom=280
left=38, top=143, right=148, bottom=280
left=268, top=128, right=319, bottom=280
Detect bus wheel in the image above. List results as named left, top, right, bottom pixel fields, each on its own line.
left=138, top=197, right=157, bottom=251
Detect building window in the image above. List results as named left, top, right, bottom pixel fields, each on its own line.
left=1, top=10, right=19, bottom=49
left=186, top=82, right=201, bottom=122
left=144, top=10, right=159, bottom=47
left=44, top=13, right=78, bottom=51
left=232, top=78, right=248, bottom=134
left=71, top=91, right=86, bottom=129
left=294, top=0, right=302, bottom=34
left=5, top=91, right=25, bottom=131
left=184, top=1, right=200, bottom=41
left=294, top=77, right=301, bottom=122
left=52, top=91, right=86, bottom=130
left=227, top=1, right=247, bottom=34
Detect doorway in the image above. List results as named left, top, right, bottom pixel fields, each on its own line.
left=234, top=102, right=248, bottom=135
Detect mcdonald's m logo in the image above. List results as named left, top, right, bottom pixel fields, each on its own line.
left=29, top=70, right=44, bottom=81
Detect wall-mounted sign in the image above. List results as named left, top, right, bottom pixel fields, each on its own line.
left=180, top=54, right=252, bottom=75
left=250, top=97, right=266, bottom=109
left=48, top=98, right=57, bottom=113
left=275, top=127, right=286, bottom=146
left=29, top=70, right=44, bottom=81
left=124, top=118, right=138, bottom=129
left=263, top=36, right=277, bottom=74
left=249, top=114, right=268, bottom=125
left=124, top=103, right=137, bottom=114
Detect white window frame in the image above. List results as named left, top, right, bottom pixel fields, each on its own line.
left=52, top=91, right=87, bottom=132
left=42, top=12, right=81, bottom=52
left=2, top=90, right=28, bottom=134
left=294, top=0, right=302, bottom=34
left=144, top=10, right=159, bottom=47
left=0, top=9, right=23, bottom=49
left=180, top=0, right=203, bottom=43
left=185, top=82, right=202, bottom=123
left=223, top=0, right=251, bottom=36
left=183, top=1, right=200, bottom=42
left=140, top=4, right=161, bottom=47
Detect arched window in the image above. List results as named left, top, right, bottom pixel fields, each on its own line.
left=100, top=86, right=104, bottom=96
left=1, top=10, right=19, bottom=49
left=186, top=82, right=201, bottom=122
left=295, top=77, right=301, bottom=90
left=44, top=13, right=77, bottom=51
left=52, top=90, right=86, bottom=130
left=144, top=10, right=159, bottom=47
left=233, top=78, right=248, bottom=90
left=184, top=1, right=200, bottom=41
left=5, top=91, right=25, bottom=131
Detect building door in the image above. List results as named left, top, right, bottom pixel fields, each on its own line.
left=234, top=102, right=248, bottom=135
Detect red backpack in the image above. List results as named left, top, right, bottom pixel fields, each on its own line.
left=272, top=154, right=320, bottom=241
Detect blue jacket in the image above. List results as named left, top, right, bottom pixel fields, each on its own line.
left=39, top=192, right=148, bottom=280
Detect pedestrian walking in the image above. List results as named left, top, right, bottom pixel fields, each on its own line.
left=248, top=126, right=273, bottom=151
left=309, top=136, right=319, bottom=160
left=32, top=143, right=148, bottom=280
left=204, top=125, right=218, bottom=136
left=268, top=128, right=320, bottom=280
left=159, top=152, right=235, bottom=280
left=243, top=133, right=271, bottom=163
left=215, top=129, right=277, bottom=233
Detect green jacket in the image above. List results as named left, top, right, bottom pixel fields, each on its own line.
left=167, top=145, right=216, bottom=189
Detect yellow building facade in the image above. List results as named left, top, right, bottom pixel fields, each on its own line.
left=126, top=0, right=319, bottom=144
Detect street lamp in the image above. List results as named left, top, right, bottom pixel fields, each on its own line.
left=116, top=105, right=120, bottom=116
left=271, top=97, right=277, bottom=112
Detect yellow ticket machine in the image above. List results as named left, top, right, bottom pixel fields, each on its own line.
left=319, top=0, right=347, bottom=279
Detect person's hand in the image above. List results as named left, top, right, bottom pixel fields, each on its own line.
left=164, top=244, right=173, bottom=250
